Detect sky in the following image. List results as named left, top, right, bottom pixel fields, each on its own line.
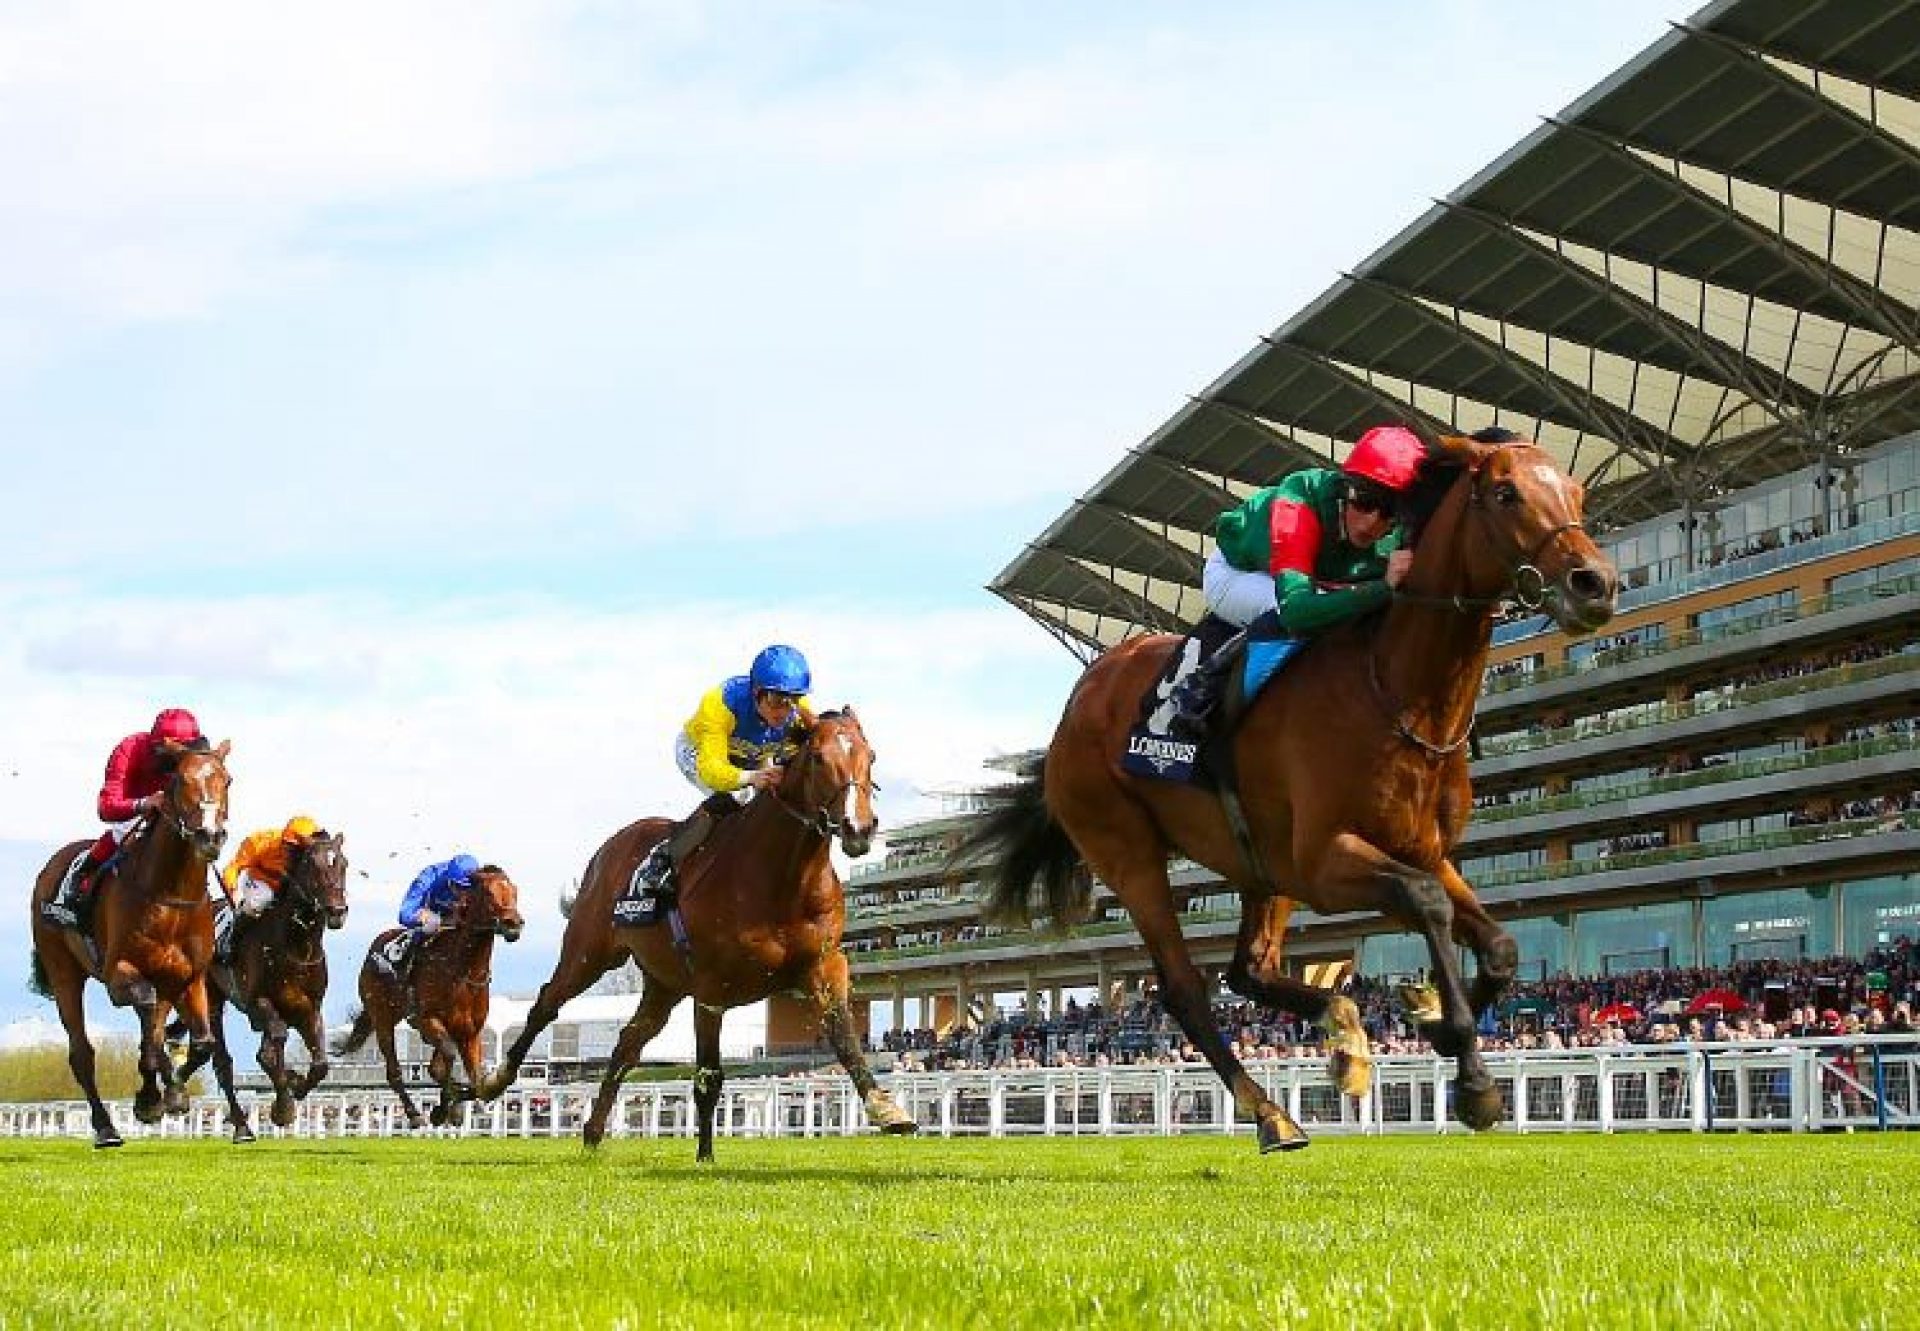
left=0, top=0, right=1686, bottom=1048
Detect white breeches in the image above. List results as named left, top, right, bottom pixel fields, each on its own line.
left=1203, top=548, right=1278, bottom=627
left=234, top=870, right=275, bottom=916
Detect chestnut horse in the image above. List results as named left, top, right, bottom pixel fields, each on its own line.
left=957, top=433, right=1618, bottom=1151
left=479, top=709, right=916, bottom=1161
left=27, top=740, right=233, bottom=1148
left=335, top=865, right=523, bottom=1129
left=205, top=830, right=349, bottom=1142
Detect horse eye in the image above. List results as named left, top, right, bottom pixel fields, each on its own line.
left=1494, top=482, right=1520, bottom=506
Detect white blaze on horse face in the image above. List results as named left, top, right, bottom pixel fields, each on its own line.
left=1527, top=462, right=1575, bottom=515
left=200, top=800, right=222, bottom=830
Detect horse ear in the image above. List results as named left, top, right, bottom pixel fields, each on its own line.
left=1433, top=435, right=1496, bottom=470
left=215, top=739, right=232, bottom=761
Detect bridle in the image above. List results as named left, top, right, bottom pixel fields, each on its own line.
left=1371, top=446, right=1586, bottom=758
left=771, top=723, right=876, bottom=841
left=1389, top=447, right=1586, bottom=617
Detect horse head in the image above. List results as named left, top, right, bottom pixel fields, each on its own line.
left=1410, top=431, right=1618, bottom=636
left=782, top=708, right=880, bottom=858
left=462, top=865, right=524, bottom=943
left=157, top=739, right=233, bottom=860
left=285, top=830, right=350, bottom=930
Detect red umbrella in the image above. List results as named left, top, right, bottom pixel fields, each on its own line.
left=1684, top=988, right=1747, bottom=1016
left=1592, top=1002, right=1642, bottom=1024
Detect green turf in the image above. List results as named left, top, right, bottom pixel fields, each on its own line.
left=1, top=1133, right=1911, bottom=1329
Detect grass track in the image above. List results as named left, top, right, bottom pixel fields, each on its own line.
left=2, top=1133, right=1913, bottom=1329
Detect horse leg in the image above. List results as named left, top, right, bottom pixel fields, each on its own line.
left=45, top=953, right=120, bottom=1148
left=169, top=976, right=218, bottom=1103
left=1437, top=860, right=1518, bottom=1017
left=419, top=1019, right=462, bottom=1127
left=444, top=1031, right=484, bottom=1129
left=207, top=994, right=255, bottom=1143
left=1309, top=833, right=1497, bottom=1131
left=692, top=1004, right=724, bottom=1165
left=807, top=949, right=914, bottom=1134
left=255, top=1006, right=297, bottom=1129
left=372, top=1014, right=425, bottom=1130
left=290, top=1003, right=331, bottom=1100
left=112, top=969, right=170, bottom=1124
left=583, top=982, right=682, bottom=1150
left=479, top=931, right=620, bottom=1102
left=1224, top=893, right=1372, bottom=1099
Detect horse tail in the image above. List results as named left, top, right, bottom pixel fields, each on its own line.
left=332, top=1007, right=373, bottom=1057
left=559, top=881, right=578, bottom=920
left=949, top=762, right=1092, bottom=929
left=27, top=948, right=52, bottom=1000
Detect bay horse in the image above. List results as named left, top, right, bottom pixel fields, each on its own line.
left=205, top=830, right=349, bottom=1142
left=479, top=708, right=917, bottom=1161
left=957, top=432, right=1618, bottom=1151
left=27, top=740, right=233, bottom=1148
left=335, top=866, right=523, bottom=1129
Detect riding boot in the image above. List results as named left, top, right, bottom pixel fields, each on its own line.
left=213, top=902, right=236, bottom=962
left=1168, top=630, right=1248, bottom=739
left=633, top=807, right=718, bottom=901
left=51, top=854, right=103, bottom=929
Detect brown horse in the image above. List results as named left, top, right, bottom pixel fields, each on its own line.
left=335, top=866, right=523, bottom=1129
left=27, top=740, right=233, bottom=1148
left=957, top=433, right=1618, bottom=1151
left=479, top=708, right=917, bottom=1161
left=205, top=830, right=349, bottom=1142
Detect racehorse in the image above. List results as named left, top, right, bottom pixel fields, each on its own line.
left=27, top=740, right=233, bottom=1148
left=956, top=432, right=1618, bottom=1151
left=204, top=830, right=349, bottom=1142
left=478, top=708, right=917, bottom=1161
left=335, top=865, right=522, bottom=1129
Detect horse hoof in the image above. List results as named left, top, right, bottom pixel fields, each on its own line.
left=1330, top=1049, right=1374, bottom=1100
left=477, top=1071, right=509, bottom=1102
left=93, top=1130, right=124, bottom=1150
left=1256, top=1116, right=1310, bottom=1154
left=429, top=1105, right=447, bottom=1128
left=232, top=1124, right=257, bottom=1145
left=270, top=1099, right=296, bottom=1129
left=406, top=1113, right=426, bottom=1132
left=581, top=1125, right=605, bottom=1151
left=1455, top=1082, right=1504, bottom=1132
left=880, top=1120, right=919, bottom=1136
left=132, top=1102, right=164, bottom=1126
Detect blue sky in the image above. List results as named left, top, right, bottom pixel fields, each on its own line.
left=0, top=0, right=1683, bottom=1041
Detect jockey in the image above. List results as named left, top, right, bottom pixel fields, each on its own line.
left=398, top=853, right=481, bottom=938
left=51, top=707, right=205, bottom=925
left=629, top=644, right=816, bottom=902
left=214, top=815, right=323, bottom=956
left=1170, top=425, right=1428, bottom=730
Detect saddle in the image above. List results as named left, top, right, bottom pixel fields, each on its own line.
left=1119, top=612, right=1304, bottom=786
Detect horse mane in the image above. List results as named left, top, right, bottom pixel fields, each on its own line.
left=152, top=736, right=214, bottom=775
left=1399, top=425, right=1523, bottom=551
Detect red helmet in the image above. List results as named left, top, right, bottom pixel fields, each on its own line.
left=149, top=708, right=202, bottom=745
left=1343, top=426, right=1427, bottom=493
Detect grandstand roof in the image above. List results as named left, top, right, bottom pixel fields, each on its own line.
left=992, top=0, right=1920, bottom=657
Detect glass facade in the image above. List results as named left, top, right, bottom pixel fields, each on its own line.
left=1841, top=874, right=1920, bottom=954
left=1573, top=901, right=1694, bottom=975
left=1701, top=887, right=1833, bottom=966
left=1501, top=915, right=1571, bottom=981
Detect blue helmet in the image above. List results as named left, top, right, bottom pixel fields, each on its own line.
left=446, top=853, right=480, bottom=885
left=749, top=644, right=811, bottom=695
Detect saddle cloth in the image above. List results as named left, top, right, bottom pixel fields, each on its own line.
left=1119, top=612, right=1305, bottom=786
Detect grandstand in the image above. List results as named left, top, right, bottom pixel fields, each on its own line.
left=837, top=0, right=1920, bottom=1047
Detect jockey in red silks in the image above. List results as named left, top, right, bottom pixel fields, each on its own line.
left=626, top=644, right=816, bottom=906
left=1169, top=425, right=1430, bottom=731
left=52, top=707, right=206, bottom=923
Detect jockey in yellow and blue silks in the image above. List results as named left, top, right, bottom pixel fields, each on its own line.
left=631, top=645, right=817, bottom=901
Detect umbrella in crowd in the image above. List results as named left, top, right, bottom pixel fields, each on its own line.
left=1684, top=988, right=1748, bottom=1015
left=1592, top=1002, right=1642, bottom=1024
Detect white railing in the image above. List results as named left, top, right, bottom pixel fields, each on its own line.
left=3, top=1038, right=1913, bottom=1142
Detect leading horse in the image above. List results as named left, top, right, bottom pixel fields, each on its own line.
left=479, top=708, right=917, bottom=1161
left=205, top=829, right=350, bottom=1142
left=335, top=865, right=523, bottom=1129
left=28, top=740, right=233, bottom=1148
left=957, top=432, right=1618, bottom=1151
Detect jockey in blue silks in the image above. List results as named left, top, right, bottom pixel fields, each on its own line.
left=393, top=854, right=481, bottom=967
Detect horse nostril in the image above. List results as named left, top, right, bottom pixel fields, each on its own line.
left=1568, top=566, right=1613, bottom=603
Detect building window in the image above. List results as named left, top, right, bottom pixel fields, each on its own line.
left=1701, top=887, right=1833, bottom=967
left=1574, top=901, right=1693, bottom=975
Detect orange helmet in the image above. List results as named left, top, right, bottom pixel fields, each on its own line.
left=282, top=815, right=322, bottom=842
